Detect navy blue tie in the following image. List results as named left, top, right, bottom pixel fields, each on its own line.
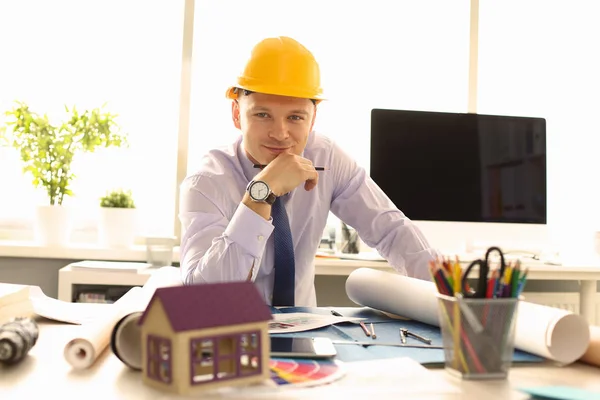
left=271, top=196, right=295, bottom=306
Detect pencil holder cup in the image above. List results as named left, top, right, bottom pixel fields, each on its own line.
left=436, top=293, right=519, bottom=380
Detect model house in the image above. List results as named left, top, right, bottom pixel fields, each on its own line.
left=138, top=281, right=273, bottom=396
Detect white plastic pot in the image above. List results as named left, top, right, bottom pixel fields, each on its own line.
left=98, top=207, right=137, bottom=248
left=34, top=205, right=73, bottom=247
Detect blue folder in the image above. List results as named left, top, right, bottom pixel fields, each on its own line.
left=270, top=306, right=544, bottom=365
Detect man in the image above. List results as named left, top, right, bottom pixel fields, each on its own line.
left=179, top=36, right=439, bottom=307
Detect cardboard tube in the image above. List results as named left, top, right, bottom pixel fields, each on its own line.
left=110, top=312, right=144, bottom=370
left=64, top=287, right=143, bottom=369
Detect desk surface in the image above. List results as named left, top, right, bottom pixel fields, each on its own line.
left=1, top=320, right=599, bottom=399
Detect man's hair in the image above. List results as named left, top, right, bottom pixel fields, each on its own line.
left=234, top=87, right=317, bottom=105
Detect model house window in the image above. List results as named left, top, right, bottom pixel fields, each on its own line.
left=147, top=335, right=172, bottom=384
left=190, top=331, right=262, bottom=385
left=191, top=338, right=215, bottom=384
left=216, top=336, right=236, bottom=379
left=239, top=332, right=261, bottom=375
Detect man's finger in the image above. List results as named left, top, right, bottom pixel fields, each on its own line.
left=305, top=179, right=317, bottom=191
left=304, top=170, right=318, bottom=191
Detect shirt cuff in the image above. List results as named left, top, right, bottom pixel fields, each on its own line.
left=224, top=203, right=274, bottom=258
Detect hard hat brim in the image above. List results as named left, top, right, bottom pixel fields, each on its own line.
left=225, top=86, right=325, bottom=103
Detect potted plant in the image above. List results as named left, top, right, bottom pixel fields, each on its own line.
left=99, top=189, right=137, bottom=248
left=1, top=101, right=127, bottom=246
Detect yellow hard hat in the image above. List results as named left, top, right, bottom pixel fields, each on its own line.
left=226, top=36, right=325, bottom=103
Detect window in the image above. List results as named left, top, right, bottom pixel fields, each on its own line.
left=478, top=0, right=600, bottom=241
left=190, top=331, right=262, bottom=385
left=239, top=332, right=261, bottom=375
left=0, top=0, right=184, bottom=237
left=187, top=0, right=470, bottom=174
left=147, top=335, right=172, bottom=384
left=191, top=338, right=215, bottom=383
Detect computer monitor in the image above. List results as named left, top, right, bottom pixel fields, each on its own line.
left=370, top=108, right=548, bottom=255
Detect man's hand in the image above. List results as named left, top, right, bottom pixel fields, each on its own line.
left=257, top=153, right=319, bottom=196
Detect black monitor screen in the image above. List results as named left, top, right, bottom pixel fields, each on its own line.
left=370, top=109, right=547, bottom=224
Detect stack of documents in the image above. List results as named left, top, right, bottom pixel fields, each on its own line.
left=68, top=260, right=151, bottom=273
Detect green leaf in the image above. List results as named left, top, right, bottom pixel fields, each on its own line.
left=0, top=101, right=129, bottom=205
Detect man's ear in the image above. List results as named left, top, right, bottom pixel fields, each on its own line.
left=231, top=100, right=241, bottom=129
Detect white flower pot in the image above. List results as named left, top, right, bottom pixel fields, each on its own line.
left=35, top=205, right=73, bottom=247
left=98, top=208, right=138, bottom=248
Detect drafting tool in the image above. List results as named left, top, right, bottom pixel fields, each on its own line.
left=399, top=328, right=407, bottom=344
left=332, top=340, right=443, bottom=349
left=400, top=328, right=432, bottom=345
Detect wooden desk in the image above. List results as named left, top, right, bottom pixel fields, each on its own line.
left=1, top=321, right=599, bottom=399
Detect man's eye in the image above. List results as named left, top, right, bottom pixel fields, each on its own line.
left=289, top=115, right=303, bottom=121
left=256, top=113, right=269, bottom=118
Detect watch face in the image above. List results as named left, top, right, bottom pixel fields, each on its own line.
left=250, top=181, right=269, bottom=201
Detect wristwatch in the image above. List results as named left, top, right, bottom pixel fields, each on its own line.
left=246, top=180, right=277, bottom=205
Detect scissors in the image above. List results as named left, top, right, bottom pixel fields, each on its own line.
left=461, top=246, right=507, bottom=298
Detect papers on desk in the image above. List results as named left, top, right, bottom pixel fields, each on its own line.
left=278, top=357, right=459, bottom=397
left=269, top=312, right=363, bottom=334
left=519, top=386, right=600, bottom=400
left=0, top=282, right=111, bottom=325
left=68, top=260, right=152, bottom=273
left=29, top=286, right=112, bottom=324
left=316, top=251, right=386, bottom=262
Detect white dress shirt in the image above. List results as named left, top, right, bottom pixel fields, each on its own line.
left=179, top=131, right=439, bottom=306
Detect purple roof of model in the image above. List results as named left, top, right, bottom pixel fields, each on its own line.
left=138, top=281, right=273, bottom=332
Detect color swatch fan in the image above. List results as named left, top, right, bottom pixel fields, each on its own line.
left=269, top=358, right=345, bottom=388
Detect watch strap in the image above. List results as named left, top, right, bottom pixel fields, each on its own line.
left=264, top=192, right=277, bottom=205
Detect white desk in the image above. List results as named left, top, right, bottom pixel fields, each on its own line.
left=316, top=256, right=600, bottom=325
left=57, top=256, right=600, bottom=324
left=1, top=321, right=599, bottom=399
left=57, top=265, right=156, bottom=302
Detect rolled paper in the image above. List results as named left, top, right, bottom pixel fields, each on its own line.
left=346, top=268, right=590, bottom=365
left=63, top=266, right=182, bottom=369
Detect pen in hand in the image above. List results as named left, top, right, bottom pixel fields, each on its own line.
left=253, top=164, right=328, bottom=171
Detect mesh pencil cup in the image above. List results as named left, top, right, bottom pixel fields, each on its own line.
left=436, top=293, right=519, bottom=380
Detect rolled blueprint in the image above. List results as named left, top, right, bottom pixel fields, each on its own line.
left=346, top=268, right=590, bottom=365
left=64, top=286, right=144, bottom=369
left=63, top=266, right=181, bottom=369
